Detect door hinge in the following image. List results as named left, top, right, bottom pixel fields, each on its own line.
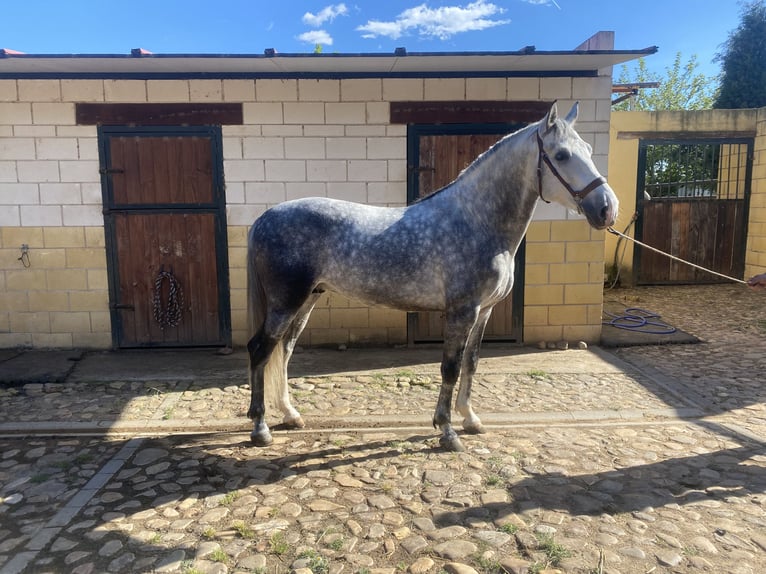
left=99, top=167, right=125, bottom=175
left=111, top=303, right=135, bottom=310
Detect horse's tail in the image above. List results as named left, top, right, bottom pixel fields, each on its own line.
left=247, top=233, right=285, bottom=411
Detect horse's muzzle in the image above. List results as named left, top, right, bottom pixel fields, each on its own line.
left=580, top=183, right=619, bottom=230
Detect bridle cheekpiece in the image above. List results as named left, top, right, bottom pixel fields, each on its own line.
left=536, top=130, right=607, bottom=208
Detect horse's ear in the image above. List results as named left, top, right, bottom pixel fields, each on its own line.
left=541, top=101, right=558, bottom=133
left=565, top=101, right=579, bottom=125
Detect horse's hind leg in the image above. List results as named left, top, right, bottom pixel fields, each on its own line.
left=247, top=326, right=280, bottom=446
left=274, top=294, right=320, bottom=429
left=456, top=306, right=492, bottom=435
left=434, top=306, right=479, bottom=452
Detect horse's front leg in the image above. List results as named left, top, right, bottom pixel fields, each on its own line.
left=433, top=307, right=478, bottom=452
left=247, top=330, right=278, bottom=446
left=456, top=306, right=493, bottom=434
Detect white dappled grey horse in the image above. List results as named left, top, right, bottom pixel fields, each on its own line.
left=244, top=102, right=618, bottom=451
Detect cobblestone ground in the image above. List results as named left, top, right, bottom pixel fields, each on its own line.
left=0, top=284, right=765, bottom=574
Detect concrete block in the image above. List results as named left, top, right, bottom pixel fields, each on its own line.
left=347, top=160, right=387, bottom=181
left=147, top=80, right=190, bottom=102
left=18, top=161, right=60, bottom=182
left=224, top=159, right=265, bottom=182
left=0, top=80, right=17, bottom=101
left=243, top=137, right=285, bottom=159
left=0, top=160, right=16, bottom=182
left=326, top=137, right=367, bottom=159
left=367, top=137, right=405, bottom=159
left=0, top=137, right=35, bottom=159
left=223, top=80, right=256, bottom=102
left=59, top=160, right=99, bottom=183
left=325, top=102, right=366, bottom=125
left=104, top=80, right=147, bottom=102
left=466, top=78, right=506, bottom=100
left=424, top=79, right=465, bottom=101
left=298, top=79, right=340, bottom=102
left=18, top=80, right=61, bottom=102
left=21, top=205, right=62, bottom=226
left=61, top=80, right=104, bottom=102
left=341, top=79, right=382, bottom=101
left=368, top=182, right=405, bottom=205
left=285, top=137, right=325, bottom=159
left=0, top=102, right=32, bottom=125
left=224, top=181, right=245, bottom=203
left=44, top=227, right=85, bottom=248
left=306, top=160, right=347, bottom=182
left=305, top=129, right=345, bottom=142
left=62, top=204, right=103, bottom=227
left=265, top=160, right=306, bottom=182
left=35, top=141, right=79, bottom=160
left=382, top=79, right=424, bottom=101
left=51, top=311, right=91, bottom=333
left=540, top=77, right=572, bottom=100
left=32, top=103, right=75, bottom=125
left=0, top=182, right=40, bottom=204
left=256, top=79, right=298, bottom=102
left=226, top=203, right=268, bottom=226
left=245, top=182, right=285, bottom=204
left=243, top=102, right=283, bottom=124
left=366, top=102, right=389, bottom=124
left=189, top=80, right=223, bottom=101
left=0, top=206, right=20, bottom=226
left=284, top=102, right=325, bottom=124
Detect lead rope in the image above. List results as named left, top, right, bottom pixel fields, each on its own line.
left=606, top=227, right=748, bottom=285
left=153, top=266, right=184, bottom=329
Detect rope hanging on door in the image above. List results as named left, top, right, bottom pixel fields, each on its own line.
left=153, top=266, right=184, bottom=329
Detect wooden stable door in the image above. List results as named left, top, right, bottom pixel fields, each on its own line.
left=100, top=128, right=230, bottom=348
left=408, top=129, right=524, bottom=344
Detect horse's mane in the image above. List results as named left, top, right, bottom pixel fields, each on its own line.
left=412, top=121, right=540, bottom=204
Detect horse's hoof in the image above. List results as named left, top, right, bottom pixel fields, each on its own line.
left=463, top=421, right=486, bottom=434
left=250, top=429, right=273, bottom=447
left=439, top=435, right=465, bottom=452
left=283, top=415, right=305, bottom=429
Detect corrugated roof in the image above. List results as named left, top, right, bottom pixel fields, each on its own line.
left=0, top=47, right=657, bottom=79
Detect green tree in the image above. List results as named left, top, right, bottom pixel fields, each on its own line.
left=714, top=0, right=766, bottom=108
left=613, top=52, right=717, bottom=111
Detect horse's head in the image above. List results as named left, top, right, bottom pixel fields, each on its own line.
left=536, top=102, right=618, bottom=229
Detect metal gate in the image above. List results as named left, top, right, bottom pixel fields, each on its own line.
left=634, top=138, right=753, bottom=284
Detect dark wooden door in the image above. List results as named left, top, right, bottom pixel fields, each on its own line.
left=100, top=128, right=230, bottom=347
left=635, top=139, right=752, bottom=285
left=407, top=126, right=524, bottom=344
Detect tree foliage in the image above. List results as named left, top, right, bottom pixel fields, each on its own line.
left=613, top=52, right=717, bottom=111
left=714, top=0, right=766, bottom=108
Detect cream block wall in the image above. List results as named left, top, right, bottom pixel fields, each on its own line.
left=0, top=75, right=613, bottom=349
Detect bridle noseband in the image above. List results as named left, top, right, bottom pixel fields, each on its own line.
left=536, top=131, right=607, bottom=207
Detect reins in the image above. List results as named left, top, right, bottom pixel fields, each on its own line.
left=536, top=131, right=607, bottom=206
left=606, top=226, right=748, bottom=285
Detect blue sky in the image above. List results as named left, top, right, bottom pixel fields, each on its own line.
left=1, top=1, right=742, bottom=79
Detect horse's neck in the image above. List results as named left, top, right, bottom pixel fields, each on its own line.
left=453, top=129, right=540, bottom=244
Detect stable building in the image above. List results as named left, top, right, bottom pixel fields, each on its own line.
left=0, top=33, right=653, bottom=350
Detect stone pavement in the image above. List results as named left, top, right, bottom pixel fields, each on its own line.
left=0, top=284, right=765, bottom=574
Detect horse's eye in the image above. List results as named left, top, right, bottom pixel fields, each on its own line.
left=555, top=150, right=571, bottom=162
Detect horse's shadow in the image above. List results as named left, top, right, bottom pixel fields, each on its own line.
left=171, top=422, right=766, bottom=522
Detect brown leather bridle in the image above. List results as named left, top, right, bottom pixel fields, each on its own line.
left=536, top=131, right=607, bottom=206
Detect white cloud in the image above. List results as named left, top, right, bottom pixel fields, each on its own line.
left=356, top=0, right=509, bottom=40
left=297, top=30, right=334, bottom=45
left=303, top=4, right=348, bottom=28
